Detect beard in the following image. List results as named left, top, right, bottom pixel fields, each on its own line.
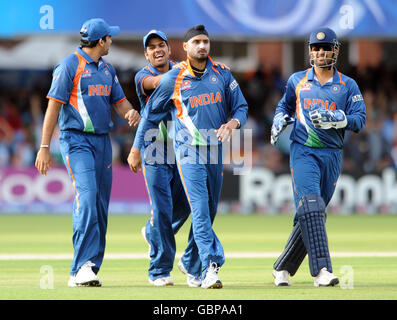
left=102, top=47, right=109, bottom=56
left=192, top=51, right=208, bottom=62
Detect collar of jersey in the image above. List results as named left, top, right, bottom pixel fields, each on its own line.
left=148, top=60, right=175, bottom=75
left=185, top=56, right=215, bottom=78
left=307, top=66, right=340, bottom=85
left=76, top=47, right=102, bottom=65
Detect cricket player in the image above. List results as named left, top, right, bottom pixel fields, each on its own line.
left=131, top=29, right=201, bottom=287
left=270, top=27, right=366, bottom=286
left=128, top=25, right=248, bottom=289
left=35, top=18, right=140, bottom=287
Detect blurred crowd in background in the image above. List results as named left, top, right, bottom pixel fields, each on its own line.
left=1, top=62, right=397, bottom=177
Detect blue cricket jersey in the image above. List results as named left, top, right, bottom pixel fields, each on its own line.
left=275, top=66, right=366, bottom=149
left=133, top=57, right=248, bottom=159
left=134, top=60, right=177, bottom=142
left=47, top=47, right=126, bottom=134
left=135, top=60, right=177, bottom=109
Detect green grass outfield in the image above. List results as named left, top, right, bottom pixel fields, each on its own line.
left=0, top=214, right=397, bottom=300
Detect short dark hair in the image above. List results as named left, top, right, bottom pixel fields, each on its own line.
left=80, top=35, right=108, bottom=48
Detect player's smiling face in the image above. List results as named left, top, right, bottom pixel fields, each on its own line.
left=144, top=37, right=170, bottom=68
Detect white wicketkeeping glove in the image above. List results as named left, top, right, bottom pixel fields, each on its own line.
left=270, top=112, right=294, bottom=145
left=309, top=106, right=347, bottom=129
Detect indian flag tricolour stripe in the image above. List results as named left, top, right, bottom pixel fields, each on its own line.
left=172, top=68, right=206, bottom=146
left=71, top=52, right=94, bottom=133
left=77, top=78, right=94, bottom=133
left=295, top=69, right=324, bottom=148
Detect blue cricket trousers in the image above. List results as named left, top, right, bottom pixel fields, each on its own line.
left=290, top=141, right=342, bottom=224
left=176, top=146, right=225, bottom=278
left=142, top=161, right=197, bottom=280
left=59, top=130, right=112, bottom=275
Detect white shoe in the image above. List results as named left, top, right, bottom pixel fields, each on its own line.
left=149, top=276, right=174, bottom=286
left=68, top=275, right=102, bottom=287
left=314, top=267, right=339, bottom=287
left=68, top=275, right=78, bottom=287
left=187, top=274, right=202, bottom=287
left=73, top=261, right=101, bottom=287
left=177, top=260, right=201, bottom=287
left=141, top=226, right=151, bottom=257
left=177, top=260, right=188, bottom=274
left=272, top=270, right=291, bottom=286
left=201, top=262, right=222, bottom=289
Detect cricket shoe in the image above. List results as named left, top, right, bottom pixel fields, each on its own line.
left=141, top=226, right=151, bottom=257
left=68, top=275, right=101, bottom=287
left=149, top=276, right=174, bottom=287
left=68, top=275, right=80, bottom=287
left=314, top=267, right=339, bottom=287
left=272, top=269, right=291, bottom=286
left=201, top=262, right=222, bottom=289
left=69, top=261, right=101, bottom=287
left=177, top=260, right=202, bottom=287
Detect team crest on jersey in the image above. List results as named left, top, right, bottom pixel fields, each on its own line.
left=81, top=68, right=91, bottom=78
left=181, top=80, right=192, bottom=91
left=331, top=84, right=341, bottom=94
left=209, top=75, right=218, bottom=84
left=300, top=82, right=312, bottom=91
left=104, top=69, right=111, bottom=77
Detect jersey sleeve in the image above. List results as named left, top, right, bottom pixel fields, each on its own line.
left=132, top=74, right=174, bottom=150
left=46, top=58, right=76, bottom=104
left=274, top=75, right=296, bottom=117
left=224, top=71, right=248, bottom=128
left=344, top=79, right=366, bottom=133
left=134, top=70, right=153, bottom=109
left=135, top=70, right=150, bottom=97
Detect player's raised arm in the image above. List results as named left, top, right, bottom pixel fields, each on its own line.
left=142, top=75, right=163, bottom=91
left=128, top=73, right=175, bottom=172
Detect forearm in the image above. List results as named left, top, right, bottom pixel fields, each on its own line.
left=40, top=99, right=62, bottom=146
left=114, top=99, right=134, bottom=118
left=231, top=108, right=248, bottom=128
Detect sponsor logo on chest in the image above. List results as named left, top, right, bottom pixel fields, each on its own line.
left=300, top=82, right=312, bottom=91
left=81, top=68, right=92, bottom=78
left=181, top=80, right=192, bottom=91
